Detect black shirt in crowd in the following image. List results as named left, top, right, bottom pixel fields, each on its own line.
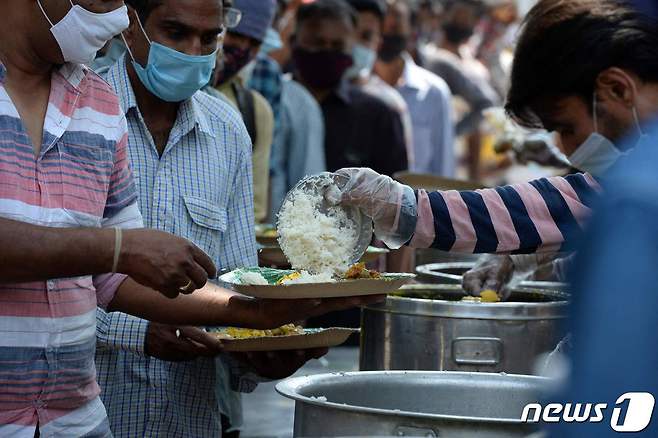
left=320, top=81, right=409, bottom=176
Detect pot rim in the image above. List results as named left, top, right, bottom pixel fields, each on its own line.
left=416, top=262, right=569, bottom=291
left=364, top=285, right=569, bottom=320
left=276, top=370, right=551, bottom=425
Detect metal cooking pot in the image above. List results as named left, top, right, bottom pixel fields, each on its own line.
left=276, top=371, right=550, bottom=437
left=416, top=262, right=569, bottom=291
left=360, top=285, right=569, bottom=374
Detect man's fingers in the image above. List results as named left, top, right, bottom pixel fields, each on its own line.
left=178, top=327, right=223, bottom=352
left=161, top=287, right=180, bottom=299
left=187, top=262, right=209, bottom=290
left=190, top=244, right=217, bottom=279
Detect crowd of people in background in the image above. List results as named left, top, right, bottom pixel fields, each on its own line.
left=187, top=0, right=528, bottom=225
left=3, top=0, right=656, bottom=436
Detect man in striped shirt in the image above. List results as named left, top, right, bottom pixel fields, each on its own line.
left=0, top=0, right=230, bottom=436
left=330, top=0, right=658, bottom=297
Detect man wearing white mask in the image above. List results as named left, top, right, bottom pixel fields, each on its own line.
left=0, top=0, right=230, bottom=436
left=328, top=0, right=658, bottom=301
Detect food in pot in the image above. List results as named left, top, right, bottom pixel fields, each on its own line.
left=480, top=290, right=501, bottom=303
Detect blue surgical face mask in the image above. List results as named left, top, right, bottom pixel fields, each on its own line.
left=568, top=94, right=643, bottom=176
left=344, top=44, right=376, bottom=81
left=122, top=15, right=220, bottom=102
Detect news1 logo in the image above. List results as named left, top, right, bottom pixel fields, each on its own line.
left=521, top=392, right=655, bottom=432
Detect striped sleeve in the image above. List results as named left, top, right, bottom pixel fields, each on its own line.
left=102, top=114, right=141, bottom=228
left=415, top=173, right=600, bottom=254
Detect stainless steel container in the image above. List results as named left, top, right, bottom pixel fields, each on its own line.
left=276, top=371, right=550, bottom=437
left=360, top=285, right=569, bottom=374
left=416, top=262, right=569, bottom=291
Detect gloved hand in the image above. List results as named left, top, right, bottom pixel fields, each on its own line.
left=330, top=168, right=417, bottom=249
left=496, top=132, right=571, bottom=169
left=462, top=254, right=540, bottom=301
left=514, top=134, right=572, bottom=169
left=462, top=255, right=516, bottom=300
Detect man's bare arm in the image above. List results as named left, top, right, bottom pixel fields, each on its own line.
left=0, top=218, right=114, bottom=283
left=0, top=218, right=216, bottom=298
left=109, top=278, right=385, bottom=330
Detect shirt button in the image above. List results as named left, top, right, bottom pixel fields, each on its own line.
left=47, top=280, right=55, bottom=290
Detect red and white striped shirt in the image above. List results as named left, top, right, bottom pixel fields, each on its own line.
left=0, top=62, right=142, bottom=437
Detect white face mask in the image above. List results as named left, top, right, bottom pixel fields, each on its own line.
left=37, top=0, right=130, bottom=65
left=567, top=94, right=644, bottom=176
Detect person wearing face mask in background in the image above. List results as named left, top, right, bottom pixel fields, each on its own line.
left=345, top=0, right=415, bottom=170
left=327, top=0, right=658, bottom=303
left=292, top=0, right=408, bottom=338
left=374, top=0, right=456, bottom=178
left=421, top=0, right=497, bottom=180
left=207, top=0, right=276, bottom=224
left=293, top=0, right=408, bottom=177
left=268, top=1, right=327, bottom=220
left=246, top=25, right=284, bottom=145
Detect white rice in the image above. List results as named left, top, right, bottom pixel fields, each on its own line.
left=239, top=272, right=269, bottom=285
left=277, top=177, right=358, bottom=275
left=281, top=271, right=336, bottom=285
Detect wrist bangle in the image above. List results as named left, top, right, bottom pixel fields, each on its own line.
left=112, top=227, right=122, bottom=274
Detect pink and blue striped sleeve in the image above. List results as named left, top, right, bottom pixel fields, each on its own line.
left=411, top=173, right=602, bottom=254
left=94, top=114, right=144, bottom=309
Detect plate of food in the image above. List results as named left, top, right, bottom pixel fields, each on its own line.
left=218, top=264, right=416, bottom=299
left=211, top=324, right=358, bottom=352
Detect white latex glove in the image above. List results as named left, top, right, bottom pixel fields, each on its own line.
left=462, top=255, right=516, bottom=300
left=462, top=254, right=540, bottom=300
left=514, top=134, right=571, bottom=169
left=330, top=168, right=417, bottom=250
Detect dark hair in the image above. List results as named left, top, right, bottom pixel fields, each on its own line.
left=506, top=0, right=658, bottom=128
left=125, top=0, right=164, bottom=22
left=296, top=0, right=358, bottom=29
left=346, top=0, right=386, bottom=20
left=443, top=0, right=484, bottom=16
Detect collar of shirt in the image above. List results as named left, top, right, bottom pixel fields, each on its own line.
left=108, top=54, right=216, bottom=140
left=0, top=62, right=88, bottom=94
left=398, top=53, right=428, bottom=93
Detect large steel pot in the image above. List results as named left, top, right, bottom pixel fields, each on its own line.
left=416, top=262, right=569, bottom=291
left=360, top=285, right=569, bottom=374
left=276, top=371, right=550, bottom=437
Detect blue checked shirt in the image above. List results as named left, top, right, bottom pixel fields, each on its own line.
left=95, top=55, right=258, bottom=438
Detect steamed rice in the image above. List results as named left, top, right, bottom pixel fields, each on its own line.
left=277, top=176, right=358, bottom=275
left=239, top=272, right=269, bottom=285
left=281, top=271, right=336, bottom=285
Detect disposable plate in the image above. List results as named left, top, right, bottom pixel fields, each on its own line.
left=212, top=328, right=358, bottom=352
left=218, top=270, right=416, bottom=299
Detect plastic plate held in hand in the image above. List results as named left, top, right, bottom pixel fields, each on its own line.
left=212, top=328, right=359, bottom=352
left=219, top=269, right=416, bottom=299
left=277, top=172, right=373, bottom=268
